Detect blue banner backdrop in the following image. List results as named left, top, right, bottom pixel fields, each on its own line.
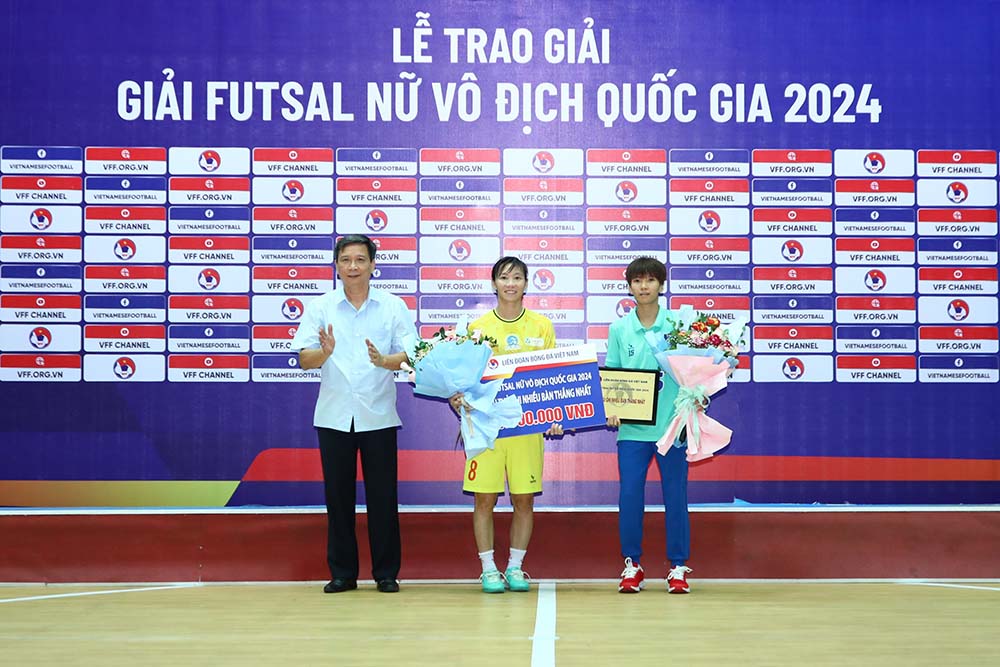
left=0, top=0, right=998, bottom=507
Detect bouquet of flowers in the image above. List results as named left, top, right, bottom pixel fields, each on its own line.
left=644, top=305, right=748, bottom=462
left=400, top=322, right=523, bottom=459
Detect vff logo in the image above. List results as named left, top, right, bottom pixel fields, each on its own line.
left=781, top=240, right=804, bottom=262
left=863, top=152, right=885, bottom=174
left=113, top=356, right=136, bottom=379
left=864, top=270, right=887, bottom=292
left=449, top=239, right=471, bottom=261
left=282, top=179, right=304, bottom=202
left=616, top=298, right=636, bottom=318
left=532, top=269, right=555, bottom=291
left=282, top=298, right=305, bottom=320
left=365, top=209, right=388, bottom=231
left=114, top=238, right=137, bottom=260
left=698, top=210, right=721, bottom=232
left=198, top=268, right=221, bottom=290
left=947, top=298, right=970, bottom=322
left=199, top=150, right=222, bottom=172
left=532, top=151, right=555, bottom=173
left=29, top=208, right=52, bottom=230
left=29, top=326, right=51, bottom=349
left=946, top=182, right=968, bottom=204
left=615, top=180, right=637, bottom=203
left=782, top=357, right=805, bottom=380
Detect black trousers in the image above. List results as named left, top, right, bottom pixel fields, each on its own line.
left=317, top=425, right=401, bottom=581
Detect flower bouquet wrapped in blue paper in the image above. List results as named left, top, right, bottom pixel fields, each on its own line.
left=400, top=323, right=523, bottom=459
left=644, top=305, right=748, bottom=462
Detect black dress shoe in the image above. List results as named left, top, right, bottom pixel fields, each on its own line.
left=323, top=578, right=358, bottom=593
left=376, top=579, right=400, bottom=593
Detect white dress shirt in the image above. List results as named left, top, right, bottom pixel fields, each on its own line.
left=291, top=287, right=416, bottom=432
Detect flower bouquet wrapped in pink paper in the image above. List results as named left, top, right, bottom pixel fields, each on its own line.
left=644, top=305, right=748, bottom=462
left=400, top=322, right=523, bottom=459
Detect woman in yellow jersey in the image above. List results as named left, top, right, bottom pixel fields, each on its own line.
left=449, top=256, right=563, bottom=593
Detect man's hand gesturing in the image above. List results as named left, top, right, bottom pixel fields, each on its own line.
left=319, top=324, right=335, bottom=356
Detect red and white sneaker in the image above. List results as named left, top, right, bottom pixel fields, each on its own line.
left=667, top=565, right=692, bottom=594
left=618, top=557, right=645, bottom=593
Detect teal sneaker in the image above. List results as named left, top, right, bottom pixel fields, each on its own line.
left=480, top=569, right=505, bottom=594
left=504, top=566, right=531, bottom=592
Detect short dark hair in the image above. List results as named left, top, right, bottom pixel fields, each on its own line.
left=335, top=234, right=377, bottom=262
left=491, top=256, right=529, bottom=281
left=624, top=256, right=666, bottom=284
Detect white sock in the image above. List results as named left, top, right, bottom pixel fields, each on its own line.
left=508, top=548, right=527, bottom=570
left=478, top=550, right=497, bottom=573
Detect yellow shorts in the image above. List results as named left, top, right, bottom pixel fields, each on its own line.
left=463, top=433, right=544, bottom=495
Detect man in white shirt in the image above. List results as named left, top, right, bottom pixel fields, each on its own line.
left=292, top=234, right=416, bottom=594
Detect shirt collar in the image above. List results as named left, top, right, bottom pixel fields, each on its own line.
left=332, top=285, right=383, bottom=307
left=628, top=305, right=668, bottom=334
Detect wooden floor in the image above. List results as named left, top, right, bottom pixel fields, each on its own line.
left=2, top=581, right=998, bottom=666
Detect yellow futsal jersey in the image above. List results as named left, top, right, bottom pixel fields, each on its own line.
left=469, top=308, right=556, bottom=356
left=463, top=308, right=555, bottom=495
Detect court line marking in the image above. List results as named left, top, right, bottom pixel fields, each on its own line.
left=6, top=578, right=999, bottom=588
left=0, top=583, right=201, bottom=604
left=4, top=504, right=999, bottom=516
left=900, top=582, right=1000, bottom=592
left=531, top=581, right=558, bottom=667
